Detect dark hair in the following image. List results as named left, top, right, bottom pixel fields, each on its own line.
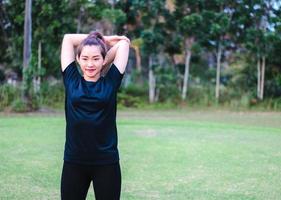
left=77, top=31, right=107, bottom=59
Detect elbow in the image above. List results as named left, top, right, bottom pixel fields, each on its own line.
left=119, top=40, right=130, bottom=49
left=63, top=34, right=71, bottom=41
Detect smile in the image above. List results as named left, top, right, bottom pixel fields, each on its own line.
left=86, top=68, right=96, bottom=73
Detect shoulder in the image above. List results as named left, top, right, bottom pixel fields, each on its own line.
left=105, top=63, right=124, bottom=89
left=106, top=63, right=124, bottom=79
left=62, top=61, right=81, bottom=86
left=62, top=61, right=77, bottom=74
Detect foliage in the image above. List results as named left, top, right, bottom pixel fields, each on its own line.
left=39, top=81, right=65, bottom=109
left=186, top=84, right=216, bottom=106
left=102, top=8, right=126, bottom=27
left=154, top=66, right=181, bottom=103
left=10, top=98, right=30, bottom=112
left=0, top=69, right=5, bottom=83
left=0, top=0, right=281, bottom=111
left=118, top=84, right=147, bottom=108
left=0, top=84, right=20, bottom=111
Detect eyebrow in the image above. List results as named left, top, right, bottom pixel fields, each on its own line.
left=81, top=55, right=101, bottom=58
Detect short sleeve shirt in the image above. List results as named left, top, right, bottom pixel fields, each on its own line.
left=62, top=61, right=123, bottom=165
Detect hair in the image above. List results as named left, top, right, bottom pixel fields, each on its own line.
left=76, top=31, right=107, bottom=59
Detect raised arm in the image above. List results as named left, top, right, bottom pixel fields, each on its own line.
left=103, top=36, right=130, bottom=74
left=60, top=34, right=88, bottom=72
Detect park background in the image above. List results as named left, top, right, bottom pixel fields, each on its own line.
left=0, top=0, right=281, bottom=200
left=0, top=0, right=281, bottom=111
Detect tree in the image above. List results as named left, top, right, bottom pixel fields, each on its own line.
left=242, top=0, right=279, bottom=100
left=0, top=1, right=10, bottom=65
left=22, top=0, right=32, bottom=102
left=175, top=0, right=204, bottom=100
left=201, top=0, right=233, bottom=101
left=131, top=0, right=168, bottom=103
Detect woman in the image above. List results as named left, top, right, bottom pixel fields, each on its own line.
left=60, top=31, right=130, bottom=200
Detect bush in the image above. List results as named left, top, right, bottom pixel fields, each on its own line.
left=117, top=92, right=143, bottom=108
left=39, top=81, right=65, bottom=109
left=29, top=92, right=40, bottom=111
left=121, top=84, right=147, bottom=97
left=0, top=81, right=63, bottom=112
left=155, top=66, right=180, bottom=103
left=9, top=92, right=39, bottom=112
left=0, top=84, right=20, bottom=111
left=117, top=84, right=147, bottom=108
left=254, top=97, right=281, bottom=111
left=10, top=98, right=30, bottom=112
left=1, top=79, right=281, bottom=112
left=187, top=85, right=216, bottom=106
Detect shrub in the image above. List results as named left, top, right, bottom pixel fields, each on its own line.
left=117, top=92, right=143, bottom=108
left=39, top=81, right=65, bottom=108
left=155, top=66, right=180, bottom=103
left=117, top=84, right=147, bottom=108
left=187, top=85, right=216, bottom=106
left=10, top=98, right=30, bottom=112
left=0, top=84, right=20, bottom=111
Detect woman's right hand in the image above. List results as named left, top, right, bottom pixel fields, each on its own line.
left=104, top=35, right=130, bottom=47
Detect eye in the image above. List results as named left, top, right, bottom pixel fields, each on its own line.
left=82, top=58, right=87, bottom=61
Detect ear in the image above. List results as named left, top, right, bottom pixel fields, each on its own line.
left=76, top=55, right=80, bottom=65
left=102, top=57, right=107, bottom=67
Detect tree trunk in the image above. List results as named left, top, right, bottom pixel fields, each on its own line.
left=257, top=57, right=261, bottom=99
left=76, top=6, right=83, bottom=33
left=111, top=0, right=116, bottom=8
left=260, top=55, right=265, bottom=100
left=22, top=0, right=32, bottom=101
left=182, top=37, right=193, bottom=100
left=215, top=41, right=222, bottom=101
left=0, top=3, right=8, bottom=41
left=34, top=40, right=42, bottom=93
left=148, top=55, right=156, bottom=103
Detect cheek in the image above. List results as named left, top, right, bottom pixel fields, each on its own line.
left=78, top=59, right=86, bottom=66
left=95, top=59, right=104, bottom=68
left=79, top=62, right=86, bottom=69
left=78, top=62, right=87, bottom=73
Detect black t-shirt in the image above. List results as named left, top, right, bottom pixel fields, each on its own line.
left=62, top=61, right=123, bottom=165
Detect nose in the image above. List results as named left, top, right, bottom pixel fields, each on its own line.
left=87, top=61, right=94, bottom=68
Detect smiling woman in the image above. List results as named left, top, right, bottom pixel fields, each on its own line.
left=78, top=45, right=104, bottom=82
left=60, top=31, right=130, bottom=200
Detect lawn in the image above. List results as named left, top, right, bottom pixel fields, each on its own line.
left=0, top=109, right=281, bottom=200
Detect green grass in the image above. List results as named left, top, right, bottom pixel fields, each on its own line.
left=0, top=109, right=281, bottom=200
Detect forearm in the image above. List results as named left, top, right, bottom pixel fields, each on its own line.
left=63, top=34, right=128, bottom=49
left=103, top=35, right=130, bottom=47
left=104, top=42, right=121, bottom=65
left=101, top=40, right=129, bottom=76
left=63, top=34, right=88, bottom=47
left=103, top=35, right=119, bottom=47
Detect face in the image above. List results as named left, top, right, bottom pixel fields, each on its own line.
left=77, top=45, right=104, bottom=82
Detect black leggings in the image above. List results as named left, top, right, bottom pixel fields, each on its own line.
left=61, top=161, right=121, bottom=200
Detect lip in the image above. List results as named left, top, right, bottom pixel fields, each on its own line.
left=85, top=68, right=96, bottom=73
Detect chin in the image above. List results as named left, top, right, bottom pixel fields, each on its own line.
left=86, top=71, right=99, bottom=78
left=86, top=73, right=96, bottom=78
